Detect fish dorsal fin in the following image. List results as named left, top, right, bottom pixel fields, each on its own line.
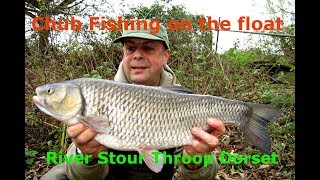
left=159, top=85, right=193, bottom=94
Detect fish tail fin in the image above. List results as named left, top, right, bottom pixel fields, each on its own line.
left=241, top=103, right=283, bottom=154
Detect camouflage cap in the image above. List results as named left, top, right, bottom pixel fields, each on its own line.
left=113, top=20, right=170, bottom=49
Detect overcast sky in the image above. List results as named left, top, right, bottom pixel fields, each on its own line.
left=105, top=0, right=294, bottom=53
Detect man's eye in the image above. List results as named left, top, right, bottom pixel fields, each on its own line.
left=127, top=47, right=136, bottom=52
left=144, top=47, right=153, bottom=52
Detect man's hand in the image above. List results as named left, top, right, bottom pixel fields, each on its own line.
left=67, top=123, right=107, bottom=159
left=183, top=117, right=226, bottom=170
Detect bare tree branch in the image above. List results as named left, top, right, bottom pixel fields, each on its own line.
left=25, top=10, right=37, bottom=18
left=276, top=5, right=295, bottom=15
left=25, top=0, right=39, bottom=9
left=25, top=7, right=40, bottom=16
left=48, top=0, right=86, bottom=16
left=57, top=0, right=77, bottom=8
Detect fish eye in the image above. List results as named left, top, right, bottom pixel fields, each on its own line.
left=47, top=88, right=54, bottom=95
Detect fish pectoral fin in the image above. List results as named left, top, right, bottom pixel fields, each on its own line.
left=77, top=115, right=111, bottom=133
left=138, top=145, right=163, bottom=173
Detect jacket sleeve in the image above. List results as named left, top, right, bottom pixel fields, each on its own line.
left=65, top=143, right=109, bottom=180
left=178, top=152, right=219, bottom=180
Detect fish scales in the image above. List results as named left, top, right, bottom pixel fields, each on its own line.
left=62, top=78, right=251, bottom=151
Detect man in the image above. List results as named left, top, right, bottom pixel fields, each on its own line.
left=41, top=20, right=226, bottom=180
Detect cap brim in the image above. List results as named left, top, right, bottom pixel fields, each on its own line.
left=113, top=32, right=163, bottom=43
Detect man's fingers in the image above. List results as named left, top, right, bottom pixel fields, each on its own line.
left=80, top=141, right=106, bottom=155
left=67, top=123, right=87, bottom=138
left=86, top=139, right=101, bottom=148
left=191, top=127, right=219, bottom=149
left=183, top=145, right=196, bottom=156
left=191, top=139, right=212, bottom=154
left=78, top=143, right=107, bottom=159
left=207, top=118, right=226, bottom=139
left=75, top=128, right=98, bottom=145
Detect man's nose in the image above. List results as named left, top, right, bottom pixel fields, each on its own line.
left=133, top=48, right=143, bottom=60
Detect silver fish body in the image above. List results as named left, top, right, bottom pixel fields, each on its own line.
left=77, top=79, right=251, bottom=150
left=33, top=78, right=282, bottom=156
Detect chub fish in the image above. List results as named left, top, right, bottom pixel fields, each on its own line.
left=32, top=78, right=282, bottom=173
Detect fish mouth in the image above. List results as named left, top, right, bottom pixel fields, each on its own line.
left=32, top=96, right=59, bottom=120
left=32, top=96, right=45, bottom=108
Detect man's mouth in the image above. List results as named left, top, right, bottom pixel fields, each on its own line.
left=132, top=66, right=147, bottom=69
left=131, top=66, right=148, bottom=73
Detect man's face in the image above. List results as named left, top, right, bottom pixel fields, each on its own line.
left=122, top=38, right=170, bottom=86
